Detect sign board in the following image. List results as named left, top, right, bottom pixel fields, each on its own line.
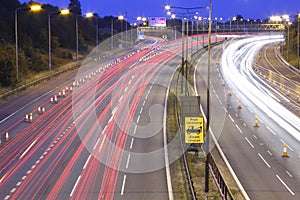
left=185, top=117, right=204, bottom=144
left=137, top=31, right=145, bottom=40
left=149, top=17, right=166, bottom=27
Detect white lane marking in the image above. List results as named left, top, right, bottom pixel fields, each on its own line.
left=137, top=115, right=141, bottom=123
left=70, top=175, right=81, bottom=197
left=16, top=182, right=22, bottom=187
left=235, top=114, right=238, bottom=118
left=126, top=154, right=131, bottom=169
left=83, top=155, right=92, bottom=170
left=120, top=175, right=127, bottom=195
left=228, top=114, right=234, bottom=122
left=267, top=150, right=273, bottom=156
left=140, top=107, right=143, bottom=114
left=245, top=137, right=254, bottom=149
left=218, top=99, right=222, bottom=105
left=223, top=107, right=227, bottom=113
left=280, top=139, right=294, bottom=151
left=99, top=135, right=106, bottom=152
left=133, top=125, right=137, bottom=135
left=93, top=137, right=101, bottom=150
left=267, top=126, right=277, bottom=136
left=286, top=171, right=293, bottom=178
left=258, top=153, right=271, bottom=168
left=21, top=176, right=27, bottom=180
left=19, top=139, right=37, bottom=159
left=276, top=175, right=295, bottom=196
left=235, top=124, right=243, bottom=134
left=253, top=134, right=258, bottom=139
left=243, top=123, right=247, bottom=127
left=4, top=195, right=10, bottom=200
left=130, top=138, right=134, bottom=149
left=10, top=188, right=16, bottom=193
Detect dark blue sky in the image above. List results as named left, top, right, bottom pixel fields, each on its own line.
left=23, top=0, right=300, bottom=21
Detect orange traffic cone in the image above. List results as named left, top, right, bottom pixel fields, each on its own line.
left=254, top=116, right=259, bottom=127
left=37, top=107, right=42, bottom=114
left=54, top=95, right=58, bottom=103
left=25, top=113, right=29, bottom=122
left=42, top=107, right=45, bottom=114
left=50, top=97, right=54, bottom=103
left=5, top=131, right=9, bottom=141
left=29, top=113, right=33, bottom=123
left=237, top=100, right=242, bottom=109
left=282, top=143, right=289, bottom=157
left=228, top=89, right=232, bottom=96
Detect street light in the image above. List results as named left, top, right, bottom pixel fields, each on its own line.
left=15, top=3, right=42, bottom=82
left=297, top=13, right=300, bottom=69
left=48, top=9, right=69, bottom=71
left=86, top=12, right=99, bottom=47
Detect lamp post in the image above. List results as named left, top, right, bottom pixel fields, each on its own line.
left=86, top=12, right=99, bottom=47
left=48, top=9, right=69, bottom=71
left=15, top=4, right=42, bottom=82
left=297, top=13, right=300, bottom=69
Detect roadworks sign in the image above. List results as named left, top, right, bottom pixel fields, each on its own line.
left=185, top=117, right=204, bottom=144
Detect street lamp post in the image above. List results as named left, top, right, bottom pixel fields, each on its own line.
left=75, top=15, right=78, bottom=60
left=297, top=13, right=300, bottom=69
left=15, top=4, right=42, bottom=82
left=48, top=9, right=70, bottom=71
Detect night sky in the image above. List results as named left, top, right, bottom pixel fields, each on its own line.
left=22, top=0, right=300, bottom=21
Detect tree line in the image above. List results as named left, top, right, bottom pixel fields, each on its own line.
left=0, top=0, right=128, bottom=87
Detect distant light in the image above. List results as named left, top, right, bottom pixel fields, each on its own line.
left=171, top=14, right=176, bottom=19
left=137, top=16, right=142, bottom=21
left=134, top=22, right=137, bottom=26
left=198, top=16, right=202, bottom=21
left=270, top=15, right=282, bottom=22
left=118, top=15, right=124, bottom=20
left=232, top=17, right=236, bottom=21
left=282, top=14, right=289, bottom=20
left=60, top=9, right=70, bottom=15
left=142, top=17, right=147, bottom=21
left=86, top=12, right=94, bottom=18
left=167, top=11, right=172, bottom=16
left=165, top=5, right=171, bottom=10
left=30, top=4, right=42, bottom=12
left=220, top=18, right=223, bottom=21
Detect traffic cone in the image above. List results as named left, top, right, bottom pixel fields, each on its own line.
left=228, top=89, right=232, bottom=96
left=50, top=97, right=54, bottom=103
left=254, top=116, right=259, bottom=127
left=222, top=80, right=225, bottom=86
left=70, top=87, right=73, bottom=92
left=237, top=100, right=242, bottom=109
left=62, top=89, right=66, bottom=97
left=29, top=113, right=33, bottom=123
left=25, top=113, right=29, bottom=122
left=5, top=131, right=9, bottom=141
left=0, top=137, right=2, bottom=146
left=66, top=87, right=69, bottom=92
left=37, top=107, right=42, bottom=114
left=297, top=95, right=300, bottom=103
left=54, top=95, right=58, bottom=103
left=282, top=143, right=289, bottom=157
left=58, top=91, right=62, bottom=97
left=42, top=107, right=45, bottom=114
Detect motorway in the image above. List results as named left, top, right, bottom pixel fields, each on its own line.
left=194, top=34, right=300, bottom=200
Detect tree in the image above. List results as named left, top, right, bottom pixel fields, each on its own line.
left=68, top=0, right=82, bottom=15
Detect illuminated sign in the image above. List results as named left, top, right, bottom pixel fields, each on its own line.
left=185, top=117, right=204, bottom=144
left=149, top=17, right=166, bottom=27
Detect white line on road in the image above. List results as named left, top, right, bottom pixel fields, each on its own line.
left=243, top=122, right=247, bottom=127
left=228, top=114, right=234, bottom=122
left=126, top=154, right=131, bottom=169
left=267, top=150, right=273, bottom=156
left=133, top=125, right=137, bottom=135
left=130, top=138, right=134, bottom=149
left=286, top=171, right=293, bottom=178
left=267, top=126, right=277, bottom=136
left=235, top=124, right=243, bottom=134
left=253, top=134, right=258, bottom=139
left=258, top=153, right=271, bottom=168
left=83, top=155, right=92, bottom=169
left=120, top=175, right=127, bottom=195
left=276, top=175, right=295, bottom=196
left=245, top=137, right=254, bottom=149
left=70, top=175, right=81, bottom=197
left=137, top=115, right=140, bottom=123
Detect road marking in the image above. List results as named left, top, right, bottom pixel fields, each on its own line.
left=133, top=125, right=137, bottom=135
left=286, top=171, right=293, bottom=178
left=243, top=122, right=247, bottom=127
left=70, top=175, right=81, bottom=197
left=16, top=182, right=22, bottom=187
left=137, top=115, right=141, bottom=123
left=120, top=175, right=127, bottom=195
left=253, top=134, right=258, bottom=139
left=83, top=155, right=92, bottom=170
left=267, top=126, right=277, bottom=136
left=276, top=175, right=295, bottom=196
left=99, top=135, right=106, bottom=152
left=235, top=124, right=243, bottom=134
left=267, top=150, right=272, bottom=156
left=245, top=137, right=254, bottom=149
left=258, top=153, right=271, bottom=168
left=228, top=114, right=234, bottom=122
left=140, top=107, right=143, bottom=114
left=130, top=138, right=134, bottom=149
left=93, top=137, right=100, bottom=150
left=4, top=195, right=10, bottom=200
left=223, top=107, right=227, bottom=113
left=10, top=188, right=16, bottom=193
left=19, top=139, right=37, bottom=159
left=126, top=154, right=131, bottom=169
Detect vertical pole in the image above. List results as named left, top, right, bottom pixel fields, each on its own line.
left=185, top=15, right=189, bottom=94
left=287, top=25, right=289, bottom=62
left=181, top=18, right=185, bottom=94
left=111, top=19, right=113, bottom=49
left=205, top=0, right=212, bottom=193
left=48, top=13, right=52, bottom=71
left=297, top=17, right=299, bottom=69
left=230, top=19, right=232, bottom=32
left=15, top=9, right=19, bottom=82
left=96, top=18, right=99, bottom=47
left=76, top=15, right=78, bottom=60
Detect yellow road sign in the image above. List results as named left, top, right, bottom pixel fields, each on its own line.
left=185, top=117, right=204, bottom=144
